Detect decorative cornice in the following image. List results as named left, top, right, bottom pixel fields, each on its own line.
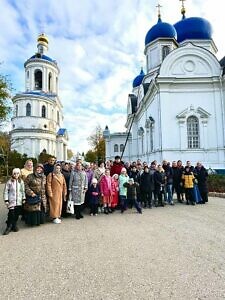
left=10, top=128, right=56, bottom=135
left=12, top=93, right=57, bottom=103
left=24, top=58, right=60, bottom=72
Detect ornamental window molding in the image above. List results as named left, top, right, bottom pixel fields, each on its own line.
left=176, top=105, right=211, bottom=124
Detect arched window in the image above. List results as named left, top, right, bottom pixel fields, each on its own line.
left=26, top=103, right=31, bottom=116
left=15, top=105, right=18, bottom=117
left=42, top=105, right=46, bottom=118
left=187, top=116, right=199, bottom=148
left=120, top=144, right=124, bottom=152
left=34, top=69, right=42, bottom=90
left=27, top=71, right=29, bottom=79
left=48, top=72, right=52, bottom=92
left=162, top=46, right=170, bottom=60
left=114, top=144, right=118, bottom=152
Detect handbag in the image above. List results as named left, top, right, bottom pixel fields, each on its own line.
left=26, top=195, right=40, bottom=205
left=66, top=200, right=74, bottom=214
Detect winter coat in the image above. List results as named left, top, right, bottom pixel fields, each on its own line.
left=119, top=174, right=129, bottom=196
left=194, top=166, right=208, bottom=193
left=99, top=175, right=113, bottom=197
left=110, top=162, right=124, bottom=176
left=130, top=171, right=139, bottom=182
left=85, top=169, right=94, bottom=187
left=20, top=168, right=33, bottom=181
left=165, top=166, right=173, bottom=185
left=154, top=171, right=166, bottom=188
left=123, top=182, right=139, bottom=200
left=3, top=178, right=26, bottom=209
left=69, top=170, right=88, bottom=205
left=62, top=169, right=71, bottom=190
left=140, top=171, right=155, bottom=193
left=47, top=173, right=67, bottom=218
left=111, top=178, right=119, bottom=207
left=172, top=167, right=183, bottom=186
left=93, top=168, right=105, bottom=182
left=182, top=171, right=195, bottom=189
left=24, top=173, right=47, bottom=212
left=89, top=184, right=100, bottom=205
left=44, top=163, right=54, bottom=177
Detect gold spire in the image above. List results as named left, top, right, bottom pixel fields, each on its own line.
left=179, top=0, right=186, bottom=19
left=156, top=3, right=162, bottom=21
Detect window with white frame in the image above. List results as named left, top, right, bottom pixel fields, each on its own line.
left=187, top=116, right=199, bottom=148
left=120, top=144, right=124, bottom=152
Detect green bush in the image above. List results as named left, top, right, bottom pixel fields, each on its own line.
left=207, top=175, right=225, bottom=193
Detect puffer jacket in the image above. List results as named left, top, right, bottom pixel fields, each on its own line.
left=3, top=178, right=25, bottom=209
left=182, top=171, right=195, bottom=188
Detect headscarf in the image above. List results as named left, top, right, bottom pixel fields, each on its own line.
left=34, top=163, right=45, bottom=178
left=53, top=164, right=62, bottom=176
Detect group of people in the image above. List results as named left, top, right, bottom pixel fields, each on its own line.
left=2, top=155, right=209, bottom=235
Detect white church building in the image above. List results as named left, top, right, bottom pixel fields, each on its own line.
left=10, top=33, right=68, bottom=160
left=104, top=4, right=225, bottom=170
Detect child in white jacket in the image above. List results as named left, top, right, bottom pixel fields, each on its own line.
left=3, top=168, right=26, bottom=235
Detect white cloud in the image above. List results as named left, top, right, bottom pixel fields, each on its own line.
left=0, top=0, right=225, bottom=155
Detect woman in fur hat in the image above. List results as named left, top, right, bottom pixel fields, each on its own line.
left=24, top=164, right=47, bottom=226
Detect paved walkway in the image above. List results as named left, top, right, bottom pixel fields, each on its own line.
left=0, top=184, right=225, bottom=300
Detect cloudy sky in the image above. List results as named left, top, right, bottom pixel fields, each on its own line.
left=0, top=0, right=224, bottom=154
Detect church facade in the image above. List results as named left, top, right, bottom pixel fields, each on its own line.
left=104, top=6, right=225, bottom=169
left=10, top=34, right=68, bottom=160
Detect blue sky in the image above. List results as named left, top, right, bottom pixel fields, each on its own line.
left=0, top=0, right=225, bottom=154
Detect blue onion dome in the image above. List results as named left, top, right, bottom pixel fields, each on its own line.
left=132, top=69, right=145, bottom=88
left=174, top=17, right=212, bottom=43
left=145, top=17, right=177, bottom=45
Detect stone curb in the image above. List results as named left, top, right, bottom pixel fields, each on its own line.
left=209, top=192, right=225, bottom=198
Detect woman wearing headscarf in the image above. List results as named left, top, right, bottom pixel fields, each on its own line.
left=24, top=164, right=47, bottom=226
left=69, top=162, right=88, bottom=220
left=47, top=164, right=67, bottom=224
left=20, top=159, right=34, bottom=221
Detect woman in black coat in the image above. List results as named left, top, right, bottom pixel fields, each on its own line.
left=194, top=162, right=209, bottom=204
left=140, top=166, right=155, bottom=208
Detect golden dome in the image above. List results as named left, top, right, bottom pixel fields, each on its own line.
left=37, top=33, right=49, bottom=45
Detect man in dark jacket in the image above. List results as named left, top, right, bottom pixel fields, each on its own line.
left=140, top=166, right=155, bottom=208
left=44, top=156, right=56, bottom=176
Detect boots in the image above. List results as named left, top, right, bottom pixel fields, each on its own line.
left=104, top=207, right=108, bottom=215
left=12, top=225, right=19, bottom=232
left=3, top=226, right=11, bottom=235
